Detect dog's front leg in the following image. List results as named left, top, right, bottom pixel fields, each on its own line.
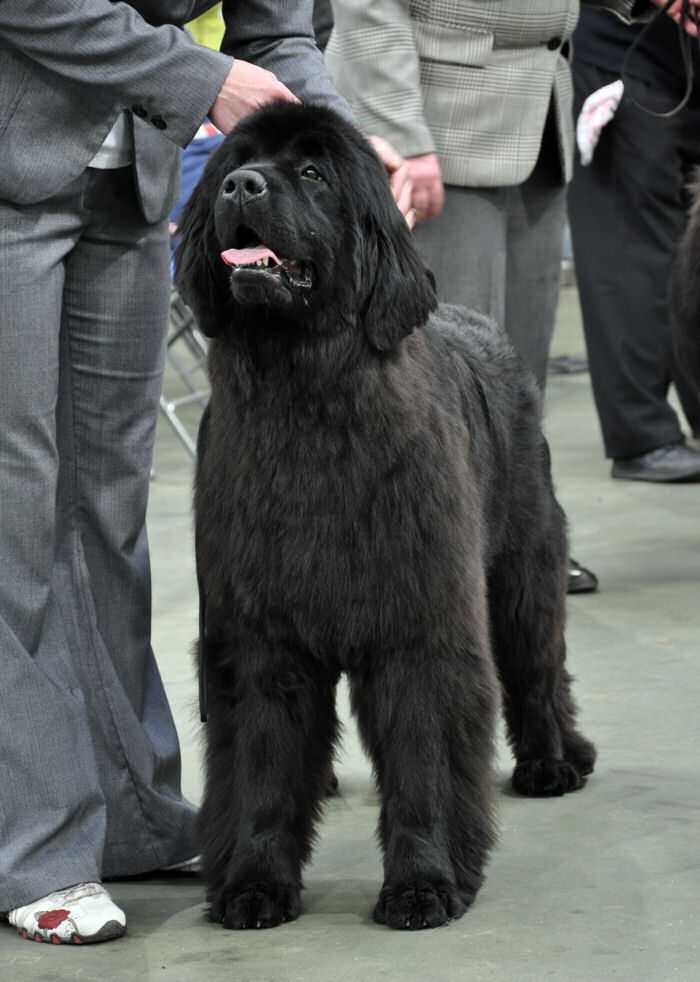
left=199, top=639, right=338, bottom=929
left=351, top=646, right=498, bottom=930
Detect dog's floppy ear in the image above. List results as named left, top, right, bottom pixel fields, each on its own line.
left=173, top=166, right=232, bottom=339
left=355, top=155, right=438, bottom=351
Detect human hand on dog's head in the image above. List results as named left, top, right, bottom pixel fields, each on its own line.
left=210, top=59, right=300, bottom=134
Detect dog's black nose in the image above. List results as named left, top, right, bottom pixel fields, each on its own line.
left=221, top=168, right=268, bottom=204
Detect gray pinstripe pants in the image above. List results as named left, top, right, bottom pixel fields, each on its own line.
left=0, top=167, right=195, bottom=911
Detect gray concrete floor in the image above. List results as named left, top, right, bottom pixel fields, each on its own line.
left=4, top=284, right=699, bottom=981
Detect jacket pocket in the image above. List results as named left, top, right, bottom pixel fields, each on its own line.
left=411, top=20, right=493, bottom=68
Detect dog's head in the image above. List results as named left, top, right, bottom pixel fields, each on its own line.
left=174, top=103, right=436, bottom=351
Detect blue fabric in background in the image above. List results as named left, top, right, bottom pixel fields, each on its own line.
left=171, top=132, right=224, bottom=228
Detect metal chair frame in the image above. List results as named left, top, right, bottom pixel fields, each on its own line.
left=159, top=285, right=209, bottom=457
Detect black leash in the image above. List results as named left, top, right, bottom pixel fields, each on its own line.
left=620, top=0, right=699, bottom=117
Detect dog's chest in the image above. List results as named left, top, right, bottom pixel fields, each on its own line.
left=211, top=393, right=406, bottom=551
left=198, top=380, right=471, bottom=650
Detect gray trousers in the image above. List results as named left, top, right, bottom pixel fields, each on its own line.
left=413, top=144, right=566, bottom=391
left=0, top=167, right=195, bottom=910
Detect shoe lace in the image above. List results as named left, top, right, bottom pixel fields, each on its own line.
left=45, top=882, right=104, bottom=906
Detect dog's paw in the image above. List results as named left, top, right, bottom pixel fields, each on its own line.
left=373, top=880, right=468, bottom=930
left=210, top=882, right=301, bottom=929
left=512, top=757, right=586, bottom=797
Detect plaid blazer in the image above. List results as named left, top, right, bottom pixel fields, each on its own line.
left=326, top=0, right=638, bottom=188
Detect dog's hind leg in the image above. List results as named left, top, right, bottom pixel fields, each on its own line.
left=488, top=499, right=597, bottom=797
left=198, top=639, right=338, bottom=929
left=350, top=641, right=498, bottom=930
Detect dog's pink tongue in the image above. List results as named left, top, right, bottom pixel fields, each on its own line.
left=221, top=246, right=280, bottom=267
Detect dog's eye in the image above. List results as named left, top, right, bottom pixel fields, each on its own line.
left=301, top=164, right=324, bottom=182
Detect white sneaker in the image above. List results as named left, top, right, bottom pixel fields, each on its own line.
left=7, top=882, right=126, bottom=945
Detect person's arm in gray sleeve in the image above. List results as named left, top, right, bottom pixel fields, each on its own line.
left=0, top=0, right=299, bottom=144
left=220, top=0, right=355, bottom=122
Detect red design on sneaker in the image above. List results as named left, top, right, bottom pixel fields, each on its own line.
left=37, top=909, right=70, bottom=930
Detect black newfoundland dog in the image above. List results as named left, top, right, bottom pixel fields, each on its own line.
left=174, top=103, right=596, bottom=932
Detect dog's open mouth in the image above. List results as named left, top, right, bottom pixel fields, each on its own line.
left=221, top=238, right=314, bottom=290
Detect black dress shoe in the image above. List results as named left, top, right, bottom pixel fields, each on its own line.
left=568, top=559, right=598, bottom=594
left=612, top=441, right=700, bottom=482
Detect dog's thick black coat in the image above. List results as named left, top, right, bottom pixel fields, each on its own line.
left=174, top=103, right=596, bottom=932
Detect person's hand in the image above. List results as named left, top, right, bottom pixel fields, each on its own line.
left=209, top=59, right=300, bottom=134
left=649, top=0, right=699, bottom=37
left=367, top=136, right=414, bottom=225
left=405, top=153, right=444, bottom=223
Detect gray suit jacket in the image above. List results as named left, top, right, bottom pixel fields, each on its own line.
left=0, top=0, right=348, bottom=222
left=326, top=0, right=640, bottom=188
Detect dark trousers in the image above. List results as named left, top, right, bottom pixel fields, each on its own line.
left=568, top=59, right=700, bottom=459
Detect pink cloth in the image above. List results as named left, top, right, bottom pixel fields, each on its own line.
left=575, top=79, right=624, bottom=166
